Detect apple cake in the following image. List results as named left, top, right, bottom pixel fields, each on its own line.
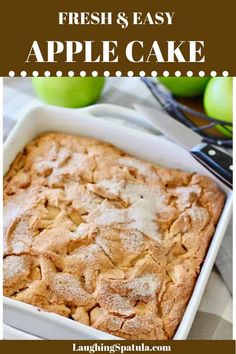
left=3, top=132, right=225, bottom=339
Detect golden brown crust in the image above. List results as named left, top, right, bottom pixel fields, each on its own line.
left=3, top=132, right=225, bottom=339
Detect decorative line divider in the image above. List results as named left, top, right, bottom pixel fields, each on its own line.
left=8, top=71, right=230, bottom=77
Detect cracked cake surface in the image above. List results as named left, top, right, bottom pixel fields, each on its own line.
left=3, top=132, right=225, bottom=339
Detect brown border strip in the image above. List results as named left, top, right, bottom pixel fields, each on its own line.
left=0, top=340, right=235, bottom=354
left=1, top=0, right=235, bottom=76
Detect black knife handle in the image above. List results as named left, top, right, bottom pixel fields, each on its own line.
left=191, top=144, right=233, bottom=189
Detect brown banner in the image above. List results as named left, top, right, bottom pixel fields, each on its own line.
left=0, top=0, right=235, bottom=76
left=0, top=340, right=235, bottom=354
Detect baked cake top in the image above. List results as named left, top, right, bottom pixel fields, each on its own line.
left=3, top=133, right=225, bottom=339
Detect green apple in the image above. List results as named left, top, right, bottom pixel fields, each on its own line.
left=204, top=77, right=232, bottom=137
left=32, top=77, right=105, bottom=108
left=158, top=77, right=210, bottom=97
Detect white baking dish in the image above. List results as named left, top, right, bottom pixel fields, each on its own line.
left=3, top=324, right=41, bottom=340
left=3, top=104, right=232, bottom=340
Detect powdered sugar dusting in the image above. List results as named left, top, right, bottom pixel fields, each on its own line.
left=108, top=293, right=134, bottom=316
left=118, top=157, right=157, bottom=178
left=11, top=218, right=32, bottom=253
left=50, top=273, right=91, bottom=305
left=3, top=255, right=31, bottom=283
left=126, top=274, right=160, bottom=299
left=4, top=189, right=39, bottom=253
left=98, top=279, right=134, bottom=316
left=171, top=185, right=201, bottom=211
left=96, top=236, right=111, bottom=257
left=121, top=231, right=144, bottom=253
left=187, top=204, right=209, bottom=232
left=4, top=201, right=23, bottom=236
left=86, top=181, right=172, bottom=241
left=72, top=244, right=100, bottom=263
left=97, top=273, right=159, bottom=316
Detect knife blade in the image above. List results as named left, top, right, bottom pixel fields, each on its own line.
left=134, top=104, right=233, bottom=189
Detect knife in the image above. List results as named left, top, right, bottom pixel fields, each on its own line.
left=134, top=104, right=233, bottom=189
